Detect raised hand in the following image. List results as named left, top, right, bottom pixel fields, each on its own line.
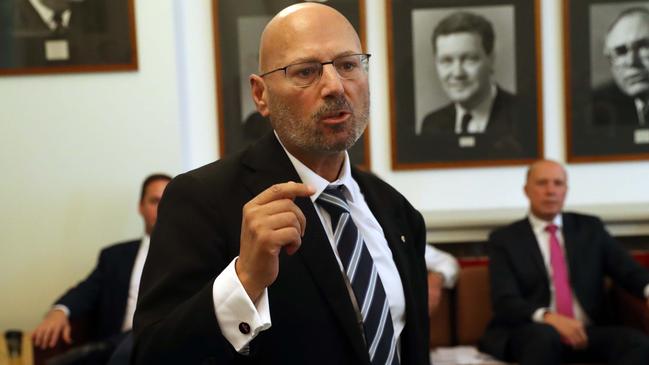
left=236, top=182, right=315, bottom=302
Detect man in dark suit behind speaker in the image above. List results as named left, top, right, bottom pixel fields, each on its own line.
left=31, top=173, right=170, bottom=364
left=479, top=159, right=649, bottom=365
left=133, top=3, right=430, bottom=364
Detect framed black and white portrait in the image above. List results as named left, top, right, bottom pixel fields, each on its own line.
left=565, top=0, right=649, bottom=162
left=387, top=0, right=543, bottom=169
left=0, top=0, right=138, bottom=75
left=213, top=0, right=370, bottom=169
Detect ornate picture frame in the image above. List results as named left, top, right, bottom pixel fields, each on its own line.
left=565, top=0, right=649, bottom=162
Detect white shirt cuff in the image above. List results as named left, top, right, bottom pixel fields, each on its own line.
left=424, top=245, right=459, bottom=288
left=532, top=307, right=549, bottom=323
left=644, top=284, right=649, bottom=298
left=212, top=257, right=271, bottom=353
left=52, top=304, right=70, bottom=317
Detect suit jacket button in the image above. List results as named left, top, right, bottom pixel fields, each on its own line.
left=239, top=322, right=251, bottom=334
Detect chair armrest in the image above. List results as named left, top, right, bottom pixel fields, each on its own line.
left=610, top=285, right=649, bottom=334
left=32, top=316, right=93, bottom=365
left=429, top=288, right=453, bottom=348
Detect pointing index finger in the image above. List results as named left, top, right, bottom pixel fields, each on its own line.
left=255, top=182, right=315, bottom=205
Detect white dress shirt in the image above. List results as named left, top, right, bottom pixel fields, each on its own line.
left=121, top=235, right=150, bottom=331
left=635, top=98, right=647, bottom=126
left=424, top=245, right=459, bottom=288
left=212, top=134, right=406, bottom=353
left=28, top=0, right=71, bottom=31
left=453, top=84, right=497, bottom=134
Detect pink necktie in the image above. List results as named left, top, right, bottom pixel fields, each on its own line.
left=545, top=224, right=574, bottom=318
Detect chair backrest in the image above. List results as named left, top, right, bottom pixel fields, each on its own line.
left=429, top=289, right=452, bottom=347
left=455, top=265, right=492, bottom=345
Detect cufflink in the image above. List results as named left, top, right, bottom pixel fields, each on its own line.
left=400, top=235, right=406, bottom=243
left=239, top=322, right=251, bottom=334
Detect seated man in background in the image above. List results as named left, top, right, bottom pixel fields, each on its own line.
left=31, top=173, right=171, bottom=364
left=480, top=159, right=649, bottom=365
left=425, top=245, right=459, bottom=315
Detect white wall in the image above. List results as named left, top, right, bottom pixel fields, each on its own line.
left=0, top=0, right=188, bottom=330
left=1, top=0, right=648, bottom=331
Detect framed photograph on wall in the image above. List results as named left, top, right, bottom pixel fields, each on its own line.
left=387, top=0, right=543, bottom=170
left=0, top=0, right=138, bottom=75
left=213, top=0, right=370, bottom=169
left=565, top=0, right=649, bottom=162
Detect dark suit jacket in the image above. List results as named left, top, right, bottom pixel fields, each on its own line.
left=479, top=213, right=649, bottom=359
left=1, top=0, right=132, bottom=68
left=56, top=239, right=140, bottom=341
left=133, top=133, right=430, bottom=365
left=419, top=87, right=523, bottom=158
left=591, top=81, right=642, bottom=126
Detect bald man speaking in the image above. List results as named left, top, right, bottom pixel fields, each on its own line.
left=133, top=4, right=430, bottom=365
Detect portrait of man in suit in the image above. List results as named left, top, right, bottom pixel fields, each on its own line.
left=0, top=0, right=135, bottom=70
left=479, top=160, right=649, bottom=365
left=133, top=3, right=430, bottom=364
left=419, top=11, right=522, bottom=156
left=591, top=7, right=649, bottom=127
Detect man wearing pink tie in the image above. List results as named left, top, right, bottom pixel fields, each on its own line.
left=479, top=159, right=649, bottom=365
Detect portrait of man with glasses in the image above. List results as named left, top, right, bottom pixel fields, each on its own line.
left=591, top=7, right=649, bottom=127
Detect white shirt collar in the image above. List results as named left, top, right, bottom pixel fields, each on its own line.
left=454, top=84, right=498, bottom=133
left=141, top=234, right=150, bottom=248
left=528, top=212, right=563, bottom=235
left=635, top=98, right=647, bottom=126
left=273, top=131, right=354, bottom=203
left=29, top=0, right=71, bottom=30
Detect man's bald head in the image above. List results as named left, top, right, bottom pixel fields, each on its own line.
left=525, top=159, right=567, bottom=183
left=524, top=159, right=568, bottom=221
left=258, top=3, right=361, bottom=73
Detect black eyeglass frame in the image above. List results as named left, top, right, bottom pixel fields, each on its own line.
left=258, top=53, right=372, bottom=82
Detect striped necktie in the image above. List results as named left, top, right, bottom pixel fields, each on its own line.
left=318, top=186, right=399, bottom=365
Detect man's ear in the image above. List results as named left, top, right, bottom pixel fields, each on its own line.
left=250, top=75, right=270, bottom=117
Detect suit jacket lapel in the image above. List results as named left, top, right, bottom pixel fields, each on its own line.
left=519, top=220, right=549, bottom=283
left=240, top=133, right=369, bottom=363
left=561, top=214, right=582, bottom=301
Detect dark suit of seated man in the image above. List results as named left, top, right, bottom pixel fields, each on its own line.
left=479, top=159, right=649, bottom=365
left=133, top=3, right=430, bottom=365
left=419, top=11, right=522, bottom=158
left=31, top=174, right=170, bottom=364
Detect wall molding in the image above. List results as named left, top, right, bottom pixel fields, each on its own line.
left=424, top=203, right=649, bottom=243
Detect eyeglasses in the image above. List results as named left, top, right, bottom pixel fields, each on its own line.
left=259, top=53, right=371, bottom=87
left=605, top=37, right=649, bottom=65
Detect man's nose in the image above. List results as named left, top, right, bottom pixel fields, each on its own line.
left=450, top=60, right=466, bottom=77
left=319, top=64, right=345, bottom=96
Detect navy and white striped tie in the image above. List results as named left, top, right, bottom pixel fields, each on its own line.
left=317, top=186, right=399, bottom=365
